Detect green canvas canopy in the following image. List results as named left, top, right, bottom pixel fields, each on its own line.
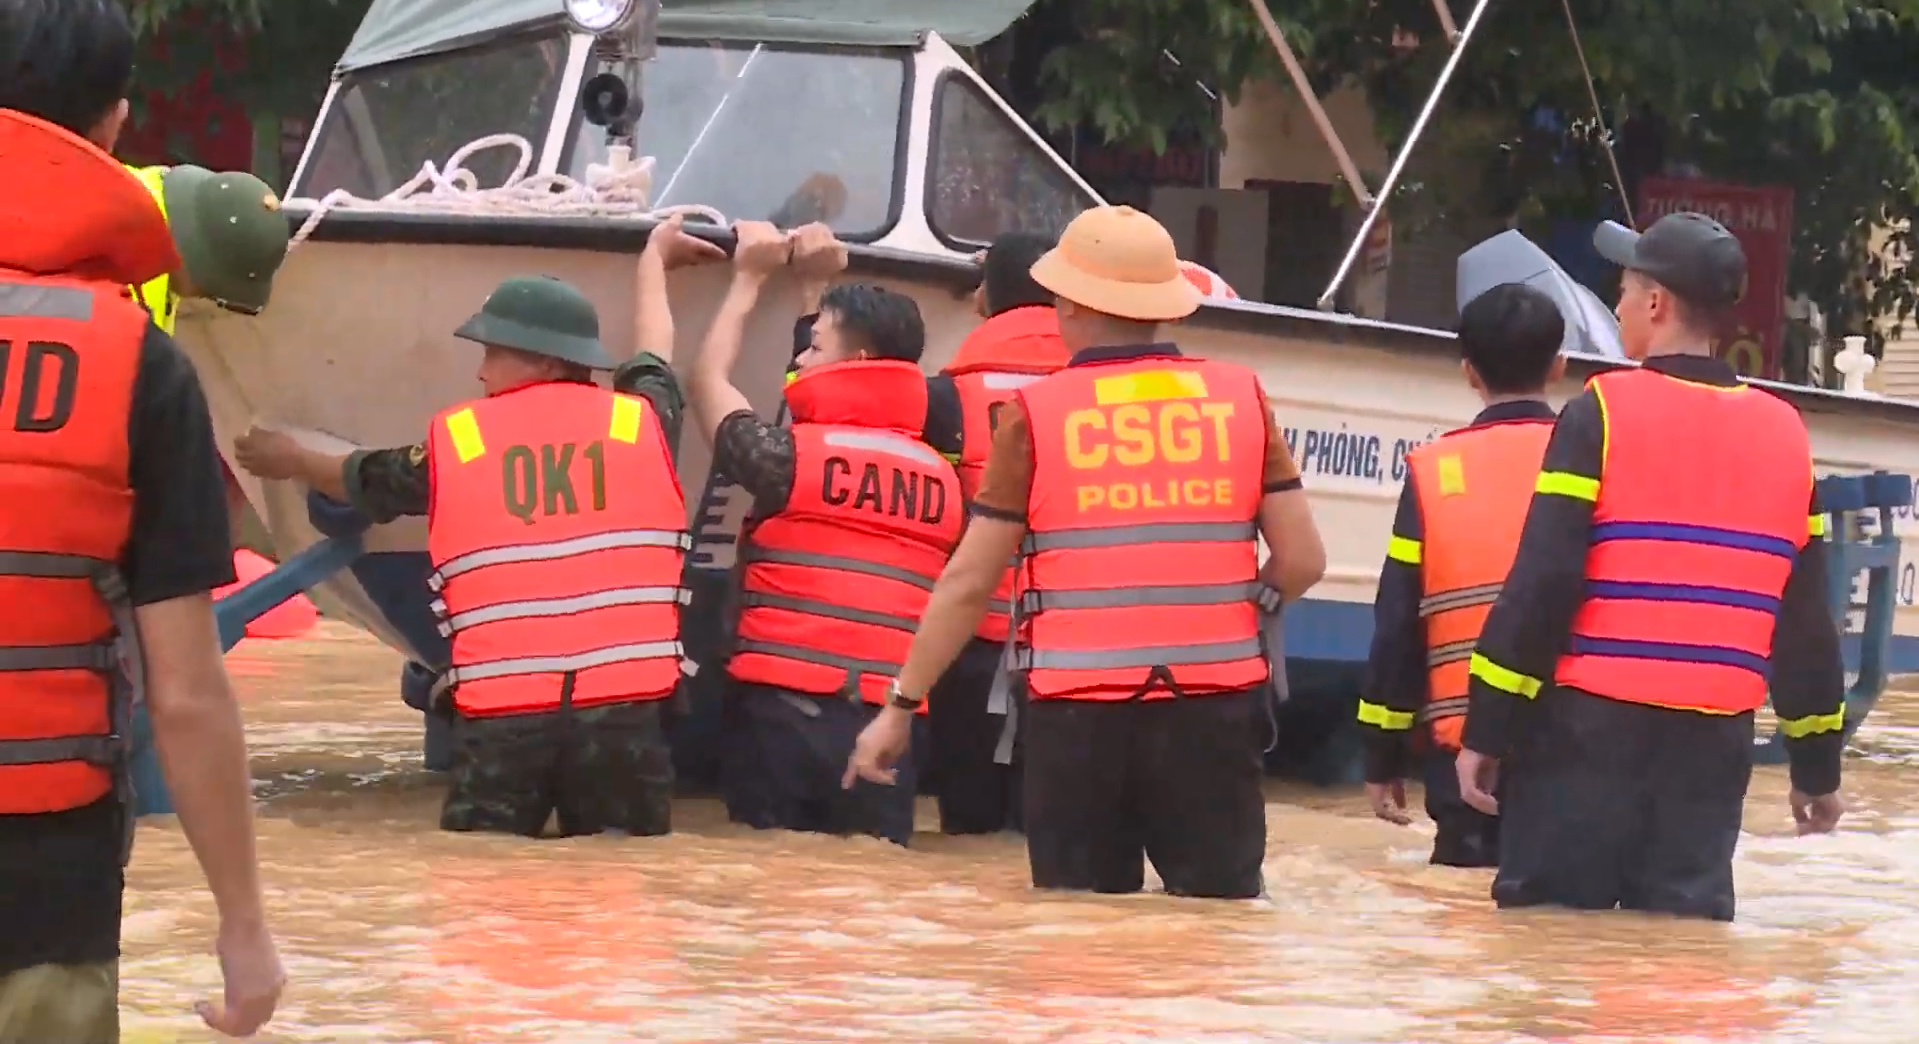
left=337, top=0, right=1038, bottom=72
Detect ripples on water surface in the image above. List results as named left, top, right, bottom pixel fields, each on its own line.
left=118, top=624, right=1919, bottom=1043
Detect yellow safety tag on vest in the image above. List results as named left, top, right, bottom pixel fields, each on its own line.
left=1436, top=454, right=1466, bottom=496
left=445, top=407, right=486, bottom=463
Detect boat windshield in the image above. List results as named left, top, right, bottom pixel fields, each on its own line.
left=298, top=32, right=573, bottom=200
left=566, top=42, right=909, bottom=240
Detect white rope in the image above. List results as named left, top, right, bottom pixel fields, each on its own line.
left=283, top=133, right=727, bottom=251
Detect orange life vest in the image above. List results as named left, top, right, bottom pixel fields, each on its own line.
left=1015, top=355, right=1272, bottom=700
left=944, top=305, right=1070, bottom=642
left=729, top=360, right=962, bottom=707
left=1408, top=417, right=1553, bottom=750
left=426, top=381, right=690, bottom=717
left=0, top=109, right=178, bottom=818
left=1555, top=368, right=1814, bottom=714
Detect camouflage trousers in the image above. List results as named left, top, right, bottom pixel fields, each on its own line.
left=0, top=961, right=116, bottom=1043
left=440, top=698, right=675, bottom=838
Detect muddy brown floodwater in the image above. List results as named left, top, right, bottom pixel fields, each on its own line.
left=117, top=623, right=1919, bottom=1043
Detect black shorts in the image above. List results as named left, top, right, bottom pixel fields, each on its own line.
left=926, top=637, right=1022, bottom=835
left=721, top=681, right=918, bottom=846
left=1023, top=689, right=1267, bottom=898
left=441, top=698, right=675, bottom=837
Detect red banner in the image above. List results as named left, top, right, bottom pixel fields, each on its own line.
left=1637, top=178, right=1794, bottom=380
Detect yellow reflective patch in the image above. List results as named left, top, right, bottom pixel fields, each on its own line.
left=1808, top=513, right=1829, bottom=538
left=1357, top=700, right=1416, bottom=731
left=444, top=407, right=485, bottom=463
left=608, top=394, right=645, bottom=444
left=1092, top=369, right=1209, bottom=406
left=1535, top=470, right=1599, bottom=501
left=1779, top=709, right=1844, bottom=739
left=1437, top=454, right=1465, bottom=496
left=1468, top=652, right=1542, bottom=699
left=1386, top=535, right=1422, bottom=565
left=785, top=370, right=798, bottom=385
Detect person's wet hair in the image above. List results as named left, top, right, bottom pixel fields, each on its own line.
left=820, top=282, right=926, bottom=363
left=1458, top=283, right=1565, bottom=395
left=979, top=233, right=1055, bottom=317
left=0, top=0, right=135, bottom=137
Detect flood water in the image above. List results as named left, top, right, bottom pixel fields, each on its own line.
left=118, top=622, right=1919, bottom=1043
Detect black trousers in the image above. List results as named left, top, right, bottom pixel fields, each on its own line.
left=1496, top=686, right=1753, bottom=922
left=1423, top=749, right=1500, bottom=868
left=441, top=698, right=675, bottom=837
left=721, top=681, right=919, bottom=846
left=1023, top=689, right=1267, bottom=898
left=927, top=637, right=1022, bottom=834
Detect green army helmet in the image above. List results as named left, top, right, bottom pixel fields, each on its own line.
left=161, top=165, right=291, bottom=314
left=453, top=275, right=617, bottom=369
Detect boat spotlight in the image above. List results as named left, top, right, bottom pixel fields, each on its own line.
left=565, top=0, right=661, bottom=148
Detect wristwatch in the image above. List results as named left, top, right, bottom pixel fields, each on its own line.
left=885, top=678, right=926, bottom=712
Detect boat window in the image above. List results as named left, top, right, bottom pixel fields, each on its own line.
left=567, top=43, right=908, bottom=240
left=297, top=33, right=570, bottom=199
left=927, top=74, right=1096, bottom=249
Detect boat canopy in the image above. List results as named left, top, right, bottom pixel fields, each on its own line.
left=338, top=0, right=1039, bottom=72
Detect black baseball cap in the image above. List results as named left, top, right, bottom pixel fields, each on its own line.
left=1593, top=212, right=1747, bottom=307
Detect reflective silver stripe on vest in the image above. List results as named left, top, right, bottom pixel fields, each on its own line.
left=1418, top=583, right=1504, bottom=618
left=446, top=639, right=685, bottom=686
left=743, top=547, right=936, bottom=591
left=0, top=551, right=121, bottom=673
left=980, top=372, right=1044, bottom=391
left=820, top=430, right=944, bottom=467
left=987, top=598, right=1012, bottom=616
left=0, top=282, right=94, bottom=321
left=1019, top=580, right=1264, bottom=613
left=0, top=734, right=118, bottom=767
left=735, top=640, right=902, bottom=680
left=1015, top=636, right=1264, bottom=671
left=1422, top=695, right=1469, bottom=721
left=1426, top=639, right=1476, bottom=669
left=441, top=585, right=689, bottom=635
left=741, top=592, right=918, bottom=632
left=1023, top=521, right=1255, bottom=553
left=431, top=528, right=691, bottom=589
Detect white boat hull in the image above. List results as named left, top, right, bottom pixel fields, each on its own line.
left=180, top=229, right=1919, bottom=681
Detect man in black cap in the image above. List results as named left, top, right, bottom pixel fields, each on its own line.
left=1452, top=211, right=1847, bottom=922
left=235, top=216, right=725, bottom=837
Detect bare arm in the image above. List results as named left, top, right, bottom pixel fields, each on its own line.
left=138, top=593, right=266, bottom=928
left=687, top=273, right=765, bottom=446
left=634, top=243, right=675, bottom=363
left=1258, top=488, right=1327, bottom=601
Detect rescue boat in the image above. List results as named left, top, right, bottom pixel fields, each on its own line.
left=170, top=0, right=1919, bottom=796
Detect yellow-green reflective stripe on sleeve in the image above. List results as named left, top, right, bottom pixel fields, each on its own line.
left=1778, top=709, right=1844, bottom=739
left=1535, top=471, right=1599, bottom=501
left=1386, top=535, right=1422, bottom=565
left=1357, top=700, right=1416, bottom=731
left=1468, top=652, right=1542, bottom=699
left=1808, top=513, right=1829, bottom=538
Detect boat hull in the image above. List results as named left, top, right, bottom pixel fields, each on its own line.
left=179, top=225, right=1919, bottom=782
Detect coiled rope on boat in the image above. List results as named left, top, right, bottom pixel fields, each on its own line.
left=283, top=133, right=727, bottom=251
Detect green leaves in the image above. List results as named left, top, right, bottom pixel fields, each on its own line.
left=1033, top=0, right=1919, bottom=335
left=129, top=0, right=367, bottom=122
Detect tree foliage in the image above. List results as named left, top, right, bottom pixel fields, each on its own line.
left=128, top=0, right=366, bottom=120
left=1032, top=0, right=1919, bottom=336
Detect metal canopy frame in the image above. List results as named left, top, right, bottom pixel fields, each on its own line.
left=1246, top=0, right=1623, bottom=311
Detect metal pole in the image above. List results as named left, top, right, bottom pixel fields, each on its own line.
left=1428, top=0, right=1460, bottom=42
left=1316, top=0, right=1497, bottom=310
left=1246, top=0, right=1372, bottom=208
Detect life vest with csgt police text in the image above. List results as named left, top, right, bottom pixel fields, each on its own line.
left=945, top=305, right=1071, bottom=643
left=1408, top=417, right=1552, bottom=749
left=1555, top=368, right=1816, bottom=714
left=729, top=360, right=962, bottom=707
left=0, top=109, right=181, bottom=816
left=427, top=381, right=690, bottom=717
left=1014, top=356, right=1273, bottom=700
